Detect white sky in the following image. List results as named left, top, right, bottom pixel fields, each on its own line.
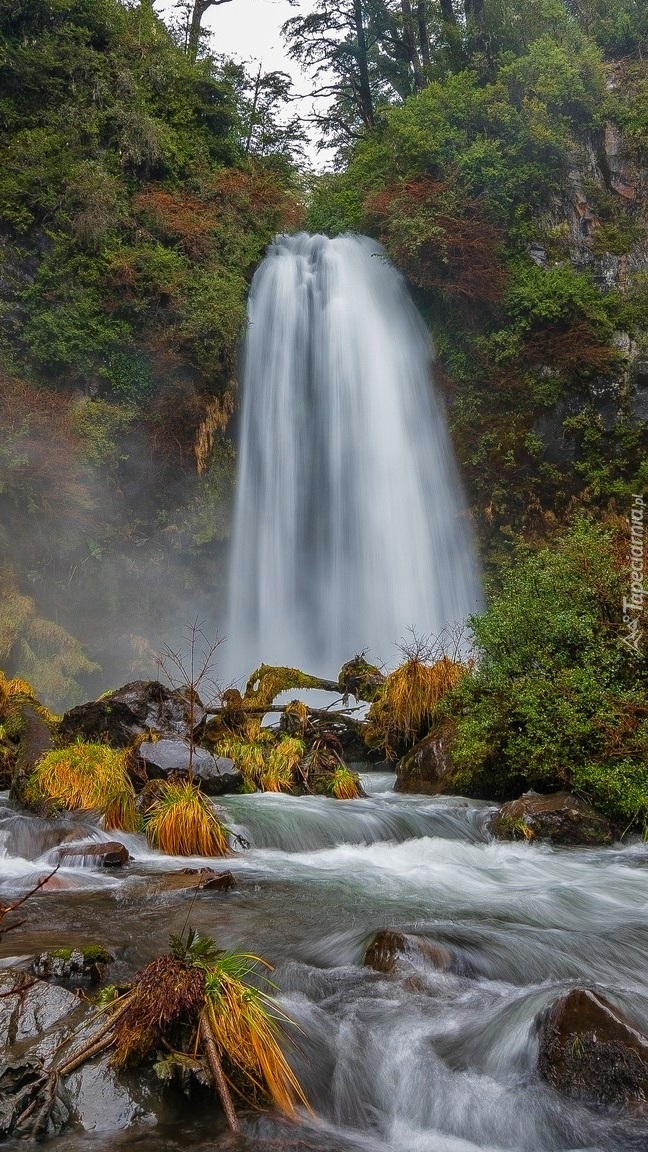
left=158, top=0, right=331, bottom=167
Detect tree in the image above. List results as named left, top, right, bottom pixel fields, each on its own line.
left=172, top=0, right=235, bottom=62
left=283, top=0, right=378, bottom=143
left=220, top=61, right=308, bottom=166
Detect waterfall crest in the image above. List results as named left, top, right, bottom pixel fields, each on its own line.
left=228, top=232, right=482, bottom=677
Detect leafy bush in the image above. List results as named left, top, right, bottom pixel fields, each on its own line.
left=444, top=519, right=648, bottom=828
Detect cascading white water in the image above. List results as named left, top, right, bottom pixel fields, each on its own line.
left=228, top=232, right=482, bottom=677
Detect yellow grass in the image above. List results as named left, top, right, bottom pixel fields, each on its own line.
left=329, top=766, right=362, bottom=800
left=216, top=735, right=271, bottom=789
left=28, top=742, right=135, bottom=826
left=204, top=955, right=310, bottom=1117
left=145, top=780, right=230, bottom=857
left=262, top=737, right=304, bottom=792
left=367, top=656, right=466, bottom=754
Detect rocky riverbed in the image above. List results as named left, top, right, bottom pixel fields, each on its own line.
left=0, top=773, right=648, bottom=1151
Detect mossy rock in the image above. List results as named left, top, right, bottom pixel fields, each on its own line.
left=490, top=791, right=613, bottom=845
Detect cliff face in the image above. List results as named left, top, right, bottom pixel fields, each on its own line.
left=533, top=65, right=648, bottom=465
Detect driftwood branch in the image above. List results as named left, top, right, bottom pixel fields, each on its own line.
left=200, top=1014, right=239, bottom=1132
left=204, top=704, right=367, bottom=733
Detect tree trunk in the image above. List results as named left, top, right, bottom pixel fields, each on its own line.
left=353, top=0, right=374, bottom=128
left=417, top=0, right=431, bottom=66
left=439, top=0, right=457, bottom=29
left=401, top=0, right=424, bottom=89
left=464, top=0, right=486, bottom=52
left=187, top=0, right=234, bottom=63
left=245, top=64, right=263, bottom=154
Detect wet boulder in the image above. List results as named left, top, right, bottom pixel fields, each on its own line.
left=0, top=812, right=97, bottom=861
left=537, top=988, right=648, bottom=1107
left=55, top=840, right=130, bottom=867
left=394, top=725, right=457, bottom=795
left=198, top=869, right=236, bottom=891
left=59, top=681, right=203, bottom=749
left=136, top=738, right=242, bottom=795
left=364, top=930, right=468, bottom=976
left=0, top=969, right=162, bottom=1137
left=490, top=791, right=612, bottom=845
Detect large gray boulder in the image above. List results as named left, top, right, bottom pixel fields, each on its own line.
left=136, top=738, right=242, bottom=795
left=59, top=681, right=202, bottom=749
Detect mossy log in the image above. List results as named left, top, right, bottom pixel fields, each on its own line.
left=243, top=665, right=341, bottom=708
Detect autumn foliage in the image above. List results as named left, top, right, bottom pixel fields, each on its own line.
left=367, top=179, right=506, bottom=306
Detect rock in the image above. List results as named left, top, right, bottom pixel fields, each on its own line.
left=364, top=930, right=466, bottom=976
left=33, top=945, right=112, bottom=986
left=136, top=738, right=243, bottom=795
left=0, top=813, right=97, bottom=861
left=394, top=725, right=457, bottom=795
left=198, top=869, right=236, bottom=891
left=537, top=988, right=648, bottom=1107
left=490, top=791, right=613, bottom=845
left=55, top=841, right=130, bottom=867
left=59, top=681, right=203, bottom=749
left=0, top=969, right=161, bottom=1136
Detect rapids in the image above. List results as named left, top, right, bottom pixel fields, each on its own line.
left=1, top=777, right=647, bottom=1152
left=227, top=233, right=482, bottom=679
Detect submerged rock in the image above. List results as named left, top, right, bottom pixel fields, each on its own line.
left=364, top=930, right=467, bottom=976
left=394, top=725, right=457, bottom=795
left=136, top=738, right=242, bottom=795
left=55, top=841, right=130, bottom=867
left=537, top=988, right=648, bottom=1107
left=59, top=681, right=203, bottom=749
left=490, top=791, right=613, bottom=845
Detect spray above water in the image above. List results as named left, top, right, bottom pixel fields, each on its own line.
left=228, top=233, right=482, bottom=678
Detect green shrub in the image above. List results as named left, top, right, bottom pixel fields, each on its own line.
left=444, top=518, right=648, bottom=829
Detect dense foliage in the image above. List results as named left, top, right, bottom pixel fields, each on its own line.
left=0, top=0, right=302, bottom=705
left=443, top=518, right=648, bottom=828
left=303, top=0, right=648, bottom=561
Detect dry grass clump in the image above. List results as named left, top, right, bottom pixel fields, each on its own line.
left=112, top=954, right=205, bottom=1066
left=216, top=731, right=306, bottom=793
left=262, top=737, right=305, bottom=792
left=0, top=669, right=59, bottom=730
left=48, top=928, right=309, bottom=1135
left=145, top=780, right=230, bottom=856
left=0, top=671, right=35, bottom=711
left=202, top=947, right=308, bottom=1115
left=367, top=655, right=466, bottom=756
left=328, top=766, right=362, bottom=800
left=28, top=742, right=137, bottom=829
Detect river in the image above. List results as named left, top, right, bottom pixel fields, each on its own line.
left=1, top=773, right=647, bottom=1151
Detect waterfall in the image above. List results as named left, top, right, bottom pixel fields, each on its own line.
left=228, top=232, right=482, bottom=679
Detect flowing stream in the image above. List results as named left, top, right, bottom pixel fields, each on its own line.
left=228, top=234, right=482, bottom=678
left=1, top=775, right=648, bottom=1152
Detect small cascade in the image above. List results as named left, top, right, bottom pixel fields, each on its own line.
left=228, top=232, right=482, bottom=678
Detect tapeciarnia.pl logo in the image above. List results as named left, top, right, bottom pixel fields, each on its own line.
left=621, top=493, right=645, bottom=655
